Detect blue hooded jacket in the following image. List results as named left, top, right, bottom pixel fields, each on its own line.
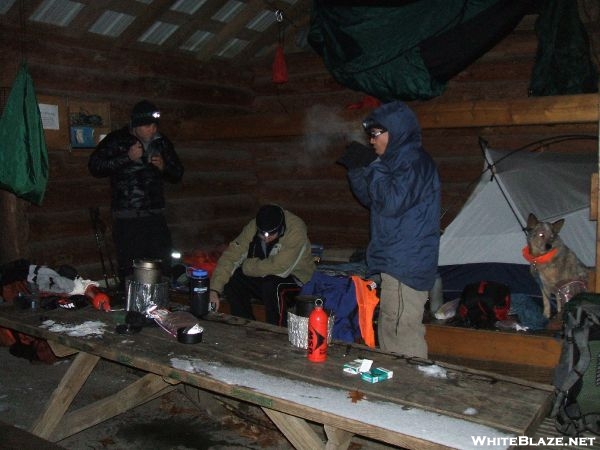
left=348, top=101, right=441, bottom=291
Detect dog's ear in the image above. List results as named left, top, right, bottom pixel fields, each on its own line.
left=551, top=218, right=565, bottom=234
left=527, top=213, right=539, bottom=229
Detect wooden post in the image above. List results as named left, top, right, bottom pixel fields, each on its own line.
left=0, top=190, right=28, bottom=265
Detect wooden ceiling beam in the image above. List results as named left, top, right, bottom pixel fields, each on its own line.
left=174, top=94, right=600, bottom=140
left=195, top=0, right=266, bottom=62
left=111, top=0, right=174, bottom=48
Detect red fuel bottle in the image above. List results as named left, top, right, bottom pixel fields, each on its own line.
left=307, top=298, right=328, bottom=362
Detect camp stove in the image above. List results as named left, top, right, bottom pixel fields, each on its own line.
left=125, top=259, right=169, bottom=316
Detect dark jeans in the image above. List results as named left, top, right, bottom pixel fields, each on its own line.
left=112, top=214, right=172, bottom=290
left=223, top=268, right=298, bottom=326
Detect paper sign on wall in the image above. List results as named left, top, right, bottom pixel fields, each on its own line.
left=39, top=103, right=59, bottom=130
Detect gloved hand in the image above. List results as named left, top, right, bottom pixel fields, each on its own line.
left=336, top=141, right=376, bottom=170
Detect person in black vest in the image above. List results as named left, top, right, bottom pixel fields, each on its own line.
left=88, top=100, right=184, bottom=290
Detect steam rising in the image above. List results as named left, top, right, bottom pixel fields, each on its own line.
left=299, top=105, right=366, bottom=167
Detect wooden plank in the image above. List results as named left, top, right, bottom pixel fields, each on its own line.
left=47, top=340, right=79, bottom=358
left=425, top=324, right=562, bottom=368
left=51, top=373, right=178, bottom=442
left=262, top=408, right=325, bottom=450
left=175, top=94, right=600, bottom=140
left=0, top=306, right=553, bottom=449
left=591, top=173, right=598, bottom=220
left=324, top=424, right=353, bottom=450
left=30, top=352, right=100, bottom=439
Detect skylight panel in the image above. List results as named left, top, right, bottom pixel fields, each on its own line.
left=212, top=0, right=244, bottom=23
left=30, top=0, right=83, bottom=27
left=217, top=38, right=248, bottom=59
left=0, top=0, right=16, bottom=15
left=246, top=10, right=274, bottom=32
left=180, top=30, right=214, bottom=52
left=89, top=11, right=135, bottom=38
left=138, top=21, right=179, bottom=46
left=171, top=0, right=207, bottom=15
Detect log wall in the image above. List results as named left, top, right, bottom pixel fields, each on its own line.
left=0, top=9, right=598, bottom=281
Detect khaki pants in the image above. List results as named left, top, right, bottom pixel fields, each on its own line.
left=377, top=273, right=428, bottom=358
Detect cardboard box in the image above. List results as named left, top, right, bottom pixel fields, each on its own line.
left=361, top=367, right=394, bottom=383
left=343, top=359, right=373, bottom=375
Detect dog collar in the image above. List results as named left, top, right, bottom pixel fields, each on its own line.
left=522, top=245, right=558, bottom=264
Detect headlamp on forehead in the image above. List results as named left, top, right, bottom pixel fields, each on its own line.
left=133, top=110, right=160, bottom=120
left=256, top=204, right=285, bottom=239
left=362, top=118, right=387, bottom=137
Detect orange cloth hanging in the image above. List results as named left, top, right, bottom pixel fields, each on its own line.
left=351, top=275, right=379, bottom=348
left=272, top=45, right=288, bottom=84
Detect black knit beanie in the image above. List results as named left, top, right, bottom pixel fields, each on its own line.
left=256, top=205, right=285, bottom=238
left=131, top=100, right=160, bottom=128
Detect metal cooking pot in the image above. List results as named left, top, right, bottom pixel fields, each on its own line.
left=133, top=259, right=162, bottom=284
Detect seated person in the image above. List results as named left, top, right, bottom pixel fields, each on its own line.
left=209, top=204, right=315, bottom=325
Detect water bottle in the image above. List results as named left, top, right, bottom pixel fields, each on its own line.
left=307, top=298, right=328, bottom=362
left=189, top=268, right=209, bottom=318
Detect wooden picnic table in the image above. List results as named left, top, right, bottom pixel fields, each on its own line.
left=0, top=303, right=554, bottom=449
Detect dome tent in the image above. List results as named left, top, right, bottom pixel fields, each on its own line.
left=438, top=138, right=597, bottom=300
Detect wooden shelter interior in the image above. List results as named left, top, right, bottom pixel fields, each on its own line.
left=0, top=0, right=599, bottom=381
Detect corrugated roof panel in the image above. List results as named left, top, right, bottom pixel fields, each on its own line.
left=171, top=0, right=207, bottom=15
left=30, top=0, right=84, bottom=27
left=180, top=29, right=214, bottom=52
left=89, top=11, right=135, bottom=38
left=0, top=0, right=16, bottom=15
left=138, top=21, right=179, bottom=45
left=217, top=38, right=248, bottom=58
left=246, top=9, right=273, bottom=32
left=212, top=0, right=244, bottom=23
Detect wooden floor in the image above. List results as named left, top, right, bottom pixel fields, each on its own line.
left=0, top=421, right=66, bottom=450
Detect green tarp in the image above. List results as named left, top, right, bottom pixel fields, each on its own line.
left=529, top=0, right=598, bottom=96
left=0, top=63, right=48, bottom=205
left=309, top=0, right=597, bottom=101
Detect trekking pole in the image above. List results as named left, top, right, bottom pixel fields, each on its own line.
left=90, top=207, right=119, bottom=288
left=90, top=207, right=109, bottom=287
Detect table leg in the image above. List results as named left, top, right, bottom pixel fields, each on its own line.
left=51, top=373, right=178, bottom=441
left=262, top=408, right=324, bottom=450
left=30, top=352, right=100, bottom=439
left=324, top=424, right=353, bottom=450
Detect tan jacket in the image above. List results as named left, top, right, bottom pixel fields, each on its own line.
left=210, top=210, right=315, bottom=294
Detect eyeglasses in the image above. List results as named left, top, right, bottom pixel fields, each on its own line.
left=368, top=129, right=386, bottom=139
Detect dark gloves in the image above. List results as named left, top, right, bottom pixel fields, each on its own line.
left=336, top=141, right=376, bottom=170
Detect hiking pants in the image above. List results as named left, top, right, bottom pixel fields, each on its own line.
left=223, top=268, right=297, bottom=326
left=377, top=273, right=428, bottom=358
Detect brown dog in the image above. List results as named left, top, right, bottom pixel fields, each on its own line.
left=523, top=213, right=590, bottom=319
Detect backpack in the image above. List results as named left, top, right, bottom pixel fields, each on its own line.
left=458, top=280, right=510, bottom=328
left=551, top=293, right=600, bottom=436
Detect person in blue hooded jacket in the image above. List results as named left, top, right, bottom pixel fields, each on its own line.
left=337, top=101, right=441, bottom=358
